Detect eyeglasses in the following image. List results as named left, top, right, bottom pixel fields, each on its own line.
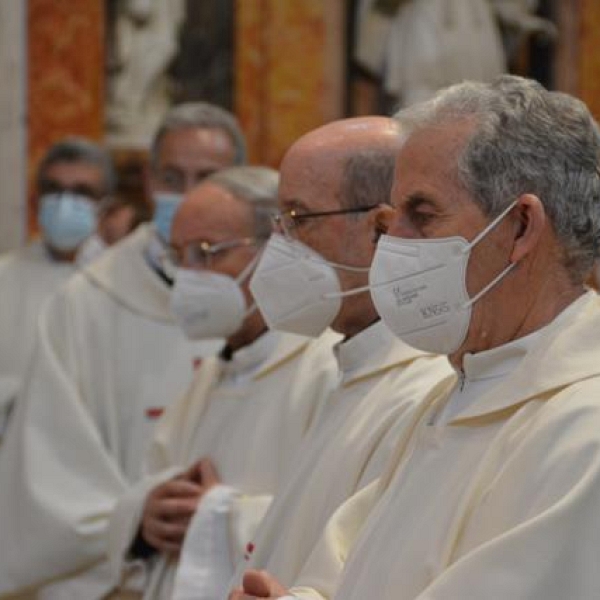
left=273, top=203, right=380, bottom=237
left=165, top=237, right=258, bottom=269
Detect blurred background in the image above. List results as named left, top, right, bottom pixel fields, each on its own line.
left=0, top=0, right=598, bottom=254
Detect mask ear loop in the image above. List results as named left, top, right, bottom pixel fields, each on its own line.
left=240, top=245, right=267, bottom=318
left=462, top=199, right=519, bottom=254
left=463, top=261, right=518, bottom=308
left=460, top=199, right=520, bottom=308
left=325, top=201, right=522, bottom=302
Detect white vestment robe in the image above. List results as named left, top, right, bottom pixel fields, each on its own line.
left=290, top=292, right=600, bottom=600
left=0, top=225, right=217, bottom=599
left=0, top=243, right=75, bottom=437
left=107, top=329, right=340, bottom=599
left=209, top=322, right=451, bottom=599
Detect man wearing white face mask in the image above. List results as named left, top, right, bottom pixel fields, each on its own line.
left=105, top=166, right=340, bottom=599
left=239, top=76, right=600, bottom=600
left=0, top=103, right=244, bottom=599
left=166, top=116, right=448, bottom=600
left=0, top=136, right=116, bottom=440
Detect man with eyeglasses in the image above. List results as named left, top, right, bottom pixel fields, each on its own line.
left=0, top=137, right=116, bottom=440
left=105, top=166, right=339, bottom=599
left=0, top=103, right=245, bottom=598
left=239, top=76, right=600, bottom=600
left=151, top=116, right=450, bottom=600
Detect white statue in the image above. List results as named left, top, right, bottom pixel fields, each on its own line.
left=354, top=0, right=555, bottom=108
left=106, top=0, right=186, bottom=147
left=490, top=0, right=557, bottom=62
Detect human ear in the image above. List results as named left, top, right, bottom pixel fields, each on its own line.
left=509, top=194, right=546, bottom=264
left=371, top=204, right=394, bottom=244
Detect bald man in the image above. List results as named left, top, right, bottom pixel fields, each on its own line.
left=106, top=167, right=340, bottom=599
left=175, top=117, right=451, bottom=600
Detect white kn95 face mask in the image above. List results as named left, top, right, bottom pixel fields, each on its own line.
left=170, top=255, right=259, bottom=340
left=249, top=233, right=369, bottom=337
left=369, top=200, right=518, bottom=355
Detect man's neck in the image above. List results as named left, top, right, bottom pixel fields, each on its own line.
left=225, top=312, right=268, bottom=355
left=450, top=282, right=586, bottom=370
left=334, top=301, right=380, bottom=341
left=45, top=243, right=76, bottom=263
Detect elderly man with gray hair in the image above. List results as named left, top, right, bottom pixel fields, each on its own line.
left=235, top=75, right=600, bottom=600
left=0, top=102, right=245, bottom=598
left=106, top=166, right=339, bottom=599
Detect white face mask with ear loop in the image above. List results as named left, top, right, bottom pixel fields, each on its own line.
left=170, top=251, right=261, bottom=341
left=249, top=233, right=371, bottom=337
left=369, top=200, right=519, bottom=355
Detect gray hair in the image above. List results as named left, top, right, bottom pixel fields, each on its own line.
left=206, top=166, right=279, bottom=240
left=37, top=136, right=117, bottom=195
left=341, top=148, right=398, bottom=212
left=150, top=102, right=246, bottom=167
left=395, top=75, right=600, bottom=282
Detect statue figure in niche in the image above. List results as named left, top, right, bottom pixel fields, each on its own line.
left=106, top=0, right=186, bottom=147
left=354, top=0, right=555, bottom=107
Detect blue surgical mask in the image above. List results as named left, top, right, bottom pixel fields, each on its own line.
left=153, top=192, right=184, bottom=243
left=38, top=193, right=97, bottom=252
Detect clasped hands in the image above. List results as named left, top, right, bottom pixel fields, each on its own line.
left=140, top=457, right=220, bottom=554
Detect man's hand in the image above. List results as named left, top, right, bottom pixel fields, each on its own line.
left=140, top=458, right=220, bottom=554
left=229, top=570, right=290, bottom=599
left=193, top=456, right=220, bottom=491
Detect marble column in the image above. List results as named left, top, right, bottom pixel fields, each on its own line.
left=27, top=0, right=105, bottom=234
left=0, top=0, right=27, bottom=253
left=579, top=0, right=600, bottom=121
left=235, top=0, right=346, bottom=166
left=555, top=0, right=600, bottom=121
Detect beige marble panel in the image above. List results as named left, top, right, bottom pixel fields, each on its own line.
left=0, top=0, right=27, bottom=252
left=28, top=0, right=105, bottom=234
left=580, top=0, right=600, bottom=121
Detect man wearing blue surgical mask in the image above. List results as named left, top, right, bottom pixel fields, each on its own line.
left=145, top=103, right=247, bottom=283
left=0, top=137, right=116, bottom=439
left=0, top=103, right=246, bottom=599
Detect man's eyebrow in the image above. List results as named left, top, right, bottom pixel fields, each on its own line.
left=194, top=168, right=217, bottom=178
left=279, top=198, right=310, bottom=212
left=405, top=193, right=439, bottom=210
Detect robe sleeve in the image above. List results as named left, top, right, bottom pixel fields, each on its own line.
left=169, top=486, right=273, bottom=599
left=0, top=291, right=127, bottom=594
left=288, top=479, right=381, bottom=600
left=229, top=493, right=274, bottom=564
left=172, top=485, right=239, bottom=600
left=106, top=466, right=181, bottom=591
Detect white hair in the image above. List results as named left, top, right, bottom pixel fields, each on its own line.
left=150, top=102, right=246, bottom=167
left=206, top=166, right=279, bottom=240
left=395, top=75, right=600, bottom=282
